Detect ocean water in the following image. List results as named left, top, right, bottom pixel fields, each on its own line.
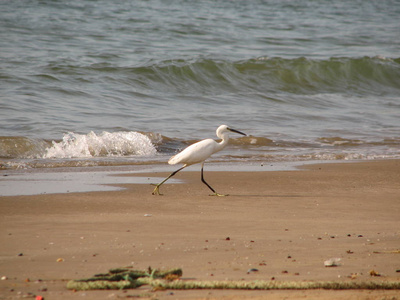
left=1, top=0, right=400, bottom=170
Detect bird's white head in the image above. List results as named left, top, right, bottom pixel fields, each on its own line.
left=216, top=125, right=246, bottom=139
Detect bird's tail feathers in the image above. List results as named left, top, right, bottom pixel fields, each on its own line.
left=168, top=155, right=178, bottom=165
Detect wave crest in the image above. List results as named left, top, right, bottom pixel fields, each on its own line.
left=44, top=131, right=157, bottom=159
left=126, top=56, right=400, bottom=96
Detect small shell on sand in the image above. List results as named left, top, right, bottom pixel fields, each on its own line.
left=324, top=258, right=341, bottom=267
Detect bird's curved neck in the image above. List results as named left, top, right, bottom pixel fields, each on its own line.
left=216, top=135, right=229, bottom=152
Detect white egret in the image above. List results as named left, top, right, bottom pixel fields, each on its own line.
left=152, top=125, right=246, bottom=196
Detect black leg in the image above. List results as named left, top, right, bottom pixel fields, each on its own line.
left=200, top=165, right=227, bottom=196
left=152, top=166, right=186, bottom=195
left=201, top=165, right=217, bottom=194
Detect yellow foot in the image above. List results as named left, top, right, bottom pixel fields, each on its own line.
left=151, top=184, right=163, bottom=196
left=210, top=193, right=229, bottom=197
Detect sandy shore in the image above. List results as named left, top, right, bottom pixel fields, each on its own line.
left=1, top=160, right=400, bottom=299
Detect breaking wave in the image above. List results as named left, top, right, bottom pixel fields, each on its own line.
left=44, top=131, right=157, bottom=158
left=0, top=131, right=157, bottom=160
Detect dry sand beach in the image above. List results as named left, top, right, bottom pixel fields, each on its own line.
left=1, top=160, right=400, bottom=299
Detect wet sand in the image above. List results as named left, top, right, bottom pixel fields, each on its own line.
left=1, top=160, right=399, bottom=299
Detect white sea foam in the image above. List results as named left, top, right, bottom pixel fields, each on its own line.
left=44, top=131, right=157, bottom=158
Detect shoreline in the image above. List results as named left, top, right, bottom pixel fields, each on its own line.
left=1, top=159, right=399, bottom=299
left=0, top=158, right=393, bottom=197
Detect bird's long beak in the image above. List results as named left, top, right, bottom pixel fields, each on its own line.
left=228, top=128, right=247, bottom=136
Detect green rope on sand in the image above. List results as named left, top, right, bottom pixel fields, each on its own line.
left=67, top=267, right=400, bottom=291
left=67, top=279, right=137, bottom=290
left=67, top=267, right=182, bottom=291
left=145, top=279, right=400, bottom=290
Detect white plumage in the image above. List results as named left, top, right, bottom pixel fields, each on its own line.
left=152, top=124, right=246, bottom=196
